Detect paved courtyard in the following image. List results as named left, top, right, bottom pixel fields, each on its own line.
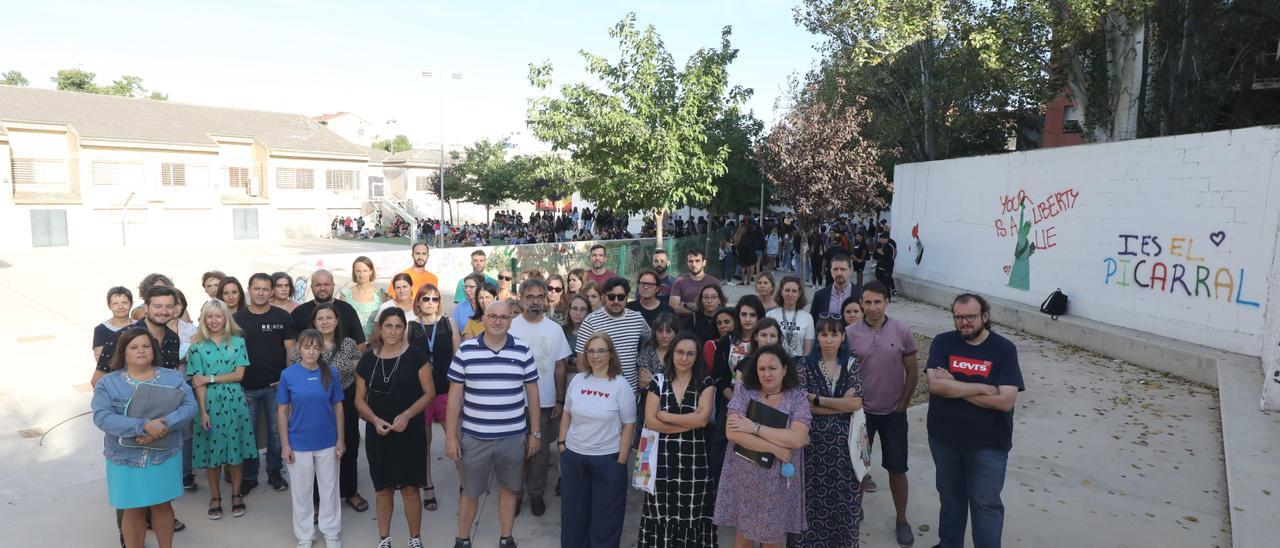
left=0, top=240, right=1228, bottom=547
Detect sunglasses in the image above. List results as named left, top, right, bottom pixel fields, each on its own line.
left=419, top=296, right=440, bottom=302
left=605, top=294, right=627, bottom=302
left=498, top=275, right=513, bottom=281
left=548, top=286, right=564, bottom=293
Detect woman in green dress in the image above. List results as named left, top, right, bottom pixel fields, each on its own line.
left=340, top=256, right=387, bottom=340
left=187, top=299, right=257, bottom=520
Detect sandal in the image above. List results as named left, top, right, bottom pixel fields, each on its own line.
left=345, top=493, right=369, bottom=513
left=173, top=518, right=185, bottom=532
left=422, top=486, right=438, bottom=511
left=230, top=495, right=246, bottom=518
left=207, top=497, right=223, bottom=520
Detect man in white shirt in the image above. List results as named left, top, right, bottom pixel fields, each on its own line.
left=508, top=278, right=571, bottom=517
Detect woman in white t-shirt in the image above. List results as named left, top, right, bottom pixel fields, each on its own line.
left=766, top=276, right=814, bottom=360
left=557, top=332, right=637, bottom=548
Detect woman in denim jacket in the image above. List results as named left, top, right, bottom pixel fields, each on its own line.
left=92, top=327, right=197, bottom=548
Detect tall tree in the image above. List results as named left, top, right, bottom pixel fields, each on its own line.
left=446, top=138, right=520, bottom=224
left=706, top=107, right=770, bottom=214
left=527, top=13, right=749, bottom=243
left=2, top=70, right=28, bottom=86
left=758, top=85, right=892, bottom=280
left=373, top=134, right=413, bottom=153
left=52, top=68, right=99, bottom=93
left=49, top=69, right=168, bottom=99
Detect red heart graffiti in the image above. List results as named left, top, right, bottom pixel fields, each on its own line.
left=1002, top=265, right=1011, bottom=275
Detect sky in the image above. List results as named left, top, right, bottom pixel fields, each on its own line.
left=0, top=0, right=822, bottom=153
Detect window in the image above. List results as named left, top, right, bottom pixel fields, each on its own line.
left=227, top=167, right=250, bottom=188
left=12, top=158, right=66, bottom=186
left=161, top=163, right=186, bottom=186
left=1063, top=106, right=1083, bottom=134
left=276, top=167, right=314, bottom=190
left=416, top=174, right=439, bottom=191
left=91, top=161, right=144, bottom=186
left=326, top=169, right=357, bottom=191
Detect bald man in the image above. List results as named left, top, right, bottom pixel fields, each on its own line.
left=291, top=269, right=367, bottom=350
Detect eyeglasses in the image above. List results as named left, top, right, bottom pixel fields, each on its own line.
left=548, top=286, right=564, bottom=293
left=485, top=314, right=513, bottom=321
left=605, top=294, right=627, bottom=302
left=523, top=294, right=546, bottom=301
left=953, top=314, right=981, bottom=323
left=817, top=313, right=842, bottom=320
left=585, top=348, right=610, bottom=355
left=498, top=275, right=513, bottom=281
left=419, top=296, right=440, bottom=302
left=636, top=281, right=657, bottom=288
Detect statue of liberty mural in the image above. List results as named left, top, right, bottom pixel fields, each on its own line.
left=1008, top=200, right=1035, bottom=290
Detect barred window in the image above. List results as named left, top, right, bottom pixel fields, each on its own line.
left=415, top=174, right=440, bottom=191
left=276, top=167, right=314, bottom=190
left=161, top=163, right=186, bottom=186
left=91, top=161, right=144, bottom=186
left=227, top=167, right=250, bottom=188
left=326, top=169, right=357, bottom=191
left=12, top=158, right=67, bottom=186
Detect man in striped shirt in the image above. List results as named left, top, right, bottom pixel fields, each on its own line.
left=445, top=300, right=541, bottom=548
left=574, top=277, right=652, bottom=391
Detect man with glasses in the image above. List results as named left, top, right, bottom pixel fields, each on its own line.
left=924, top=293, right=1023, bottom=548
left=627, top=270, right=674, bottom=326
left=669, top=249, right=720, bottom=323
left=446, top=300, right=541, bottom=548
left=650, top=249, right=673, bottom=304
left=846, top=280, right=918, bottom=546
left=454, top=250, right=497, bottom=303
left=584, top=244, right=617, bottom=286
left=390, top=243, right=440, bottom=301
left=291, top=269, right=367, bottom=351
left=811, top=253, right=862, bottom=319
left=508, top=278, right=572, bottom=517
left=574, top=277, right=651, bottom=391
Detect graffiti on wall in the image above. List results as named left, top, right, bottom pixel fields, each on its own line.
left=1101, top=232, right=1260, bottom=308
left=994, top=188, right=1081, bottom=290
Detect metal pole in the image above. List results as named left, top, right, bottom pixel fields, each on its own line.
left=759, top=181, right=765, bottom=217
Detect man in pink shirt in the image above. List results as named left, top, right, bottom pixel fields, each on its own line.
left=584, top=244, right=617, bottom=286
left=846, top=280, right=919, bottom=547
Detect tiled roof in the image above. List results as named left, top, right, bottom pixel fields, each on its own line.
left=0, top=85, right=366, bottom=156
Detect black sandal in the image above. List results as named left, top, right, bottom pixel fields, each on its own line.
left=172, top=518, right=185, bottom=532
left=230, top=495, right=246, bottom=518
left=422, top=486, right=438, bottom=511
left=207, top=497, right=223, bottom=520
left=345, top=493, right=369, bottom=512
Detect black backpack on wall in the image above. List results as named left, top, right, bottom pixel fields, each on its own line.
left=1040, top=288, right=1068, bottom=319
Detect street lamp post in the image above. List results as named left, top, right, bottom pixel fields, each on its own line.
left=422, top=70, right=463, bottom=246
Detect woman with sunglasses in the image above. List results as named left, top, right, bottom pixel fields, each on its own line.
left=496, top=269, right=515, bottom=302
left=271, top=272, right=298, bottom=313
left=406, top=284, right=461, bottom=512
left=545, top=274, right=570, bottom=326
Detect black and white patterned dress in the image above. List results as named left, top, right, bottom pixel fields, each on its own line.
left=639, top=375, right=718, bottom=548
left=788, top=354, right=865, bottom=548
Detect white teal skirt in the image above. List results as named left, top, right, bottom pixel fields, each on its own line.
left=106, top=456, right=182, bottom=509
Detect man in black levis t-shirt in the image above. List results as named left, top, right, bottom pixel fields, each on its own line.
left=234, top=272, right=297, bottom=494
left=924, top=293, right=1025, bottom=548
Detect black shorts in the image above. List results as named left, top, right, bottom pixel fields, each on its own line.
left=852, top=261, right=866, bottom=272
left=865, top=411, right=909, bottom=474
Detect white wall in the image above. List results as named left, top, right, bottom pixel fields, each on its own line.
left=890, top=126, right=1280, bottom=358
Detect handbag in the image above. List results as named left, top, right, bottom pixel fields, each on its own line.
left=630, top=373, right=663, bottom=494
left=849, top=408, right=871, bottom=481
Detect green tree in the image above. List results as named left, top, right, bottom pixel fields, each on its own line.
left=706, top=107, right=770, bottom=214
left=49, top=69, right=168, bottom=99
left=2, top=70, right=28, bottom=86
left=373, top=134, right=413, bottom=153
left=527, top=13, right=749, bottom=243
left=52, top=68, right=99, bottom=93
left=446, top=138, right=521, bottom=223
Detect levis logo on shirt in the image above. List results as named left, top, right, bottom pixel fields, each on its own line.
left=580, top=388, right=611, bottom=398
left=948, top=355, right=992, bottom=378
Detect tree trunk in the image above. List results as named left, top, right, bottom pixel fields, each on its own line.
left=918, top=36, right=936, bottom=160
left=655, top=209, right=665, bottom=246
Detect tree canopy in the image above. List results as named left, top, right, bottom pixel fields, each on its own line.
left=50, top=69, right=169, bottom=100
left=373, top=134, right=413, bottom=153
left=2, top=70, right=28, bottom=86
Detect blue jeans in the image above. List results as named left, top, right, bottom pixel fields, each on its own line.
left=243, top=386, right=282, bottom=482
left=559, top=450, right=627, bottom=548
left=929, top=436, right=1009, bottom=548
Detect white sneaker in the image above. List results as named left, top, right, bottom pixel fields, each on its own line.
left=297, top=542, right=313, bottom=548
left=325, top=536, right=342, bottom=548
left=378, top=538, right=393, bottom=548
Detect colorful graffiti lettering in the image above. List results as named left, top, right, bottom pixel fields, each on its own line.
left=994, top=188, right=1080, bottom=291
left=1102, top=232, right=1259, bottom=308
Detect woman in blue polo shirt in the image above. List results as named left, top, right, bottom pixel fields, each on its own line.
left=277, top=329, right=345, bottom=548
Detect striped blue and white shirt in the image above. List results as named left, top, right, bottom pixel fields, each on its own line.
left=448, top=333, right=538, bottom=440
left=574, top=308, right=651, bottom=392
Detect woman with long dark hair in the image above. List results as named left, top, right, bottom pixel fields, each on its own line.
left=277, top=329, right=345, bottom=547
left=295, top=303, right=367, bottom=512
left=462, top=282, right=499, bottom=340
left=271, top=272, right=298, bottom=313
left=218, top=277, right=245, bottom=315
left=546, top=274, right=570, bottom=326
left=689, top=284, right=726, bottom=345
left=707, top=295, right=766, bottom=510
left=406, top=283, right=461, bottom=512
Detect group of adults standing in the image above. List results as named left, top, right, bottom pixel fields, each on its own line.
left=89, top=238, right=1024, bottom=548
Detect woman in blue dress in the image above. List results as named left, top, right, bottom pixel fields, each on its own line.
left=92, top=327, right=197, bottom=548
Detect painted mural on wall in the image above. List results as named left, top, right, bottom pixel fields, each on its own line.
left=994, top=188, right=1080, bottom=290
left=1101, top=232, right=1260, bottom=308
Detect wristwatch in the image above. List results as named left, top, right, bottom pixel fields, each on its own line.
left=529, top=431, right=543, bottom=439
left=209, top=375, right=216, bottom=385
left=753, top=422, right=761, bottom=435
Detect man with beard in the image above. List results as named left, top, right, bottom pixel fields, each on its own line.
left=924, top=293, right=1023, bottom=548
left=454, top=250, right=498, bottom=303
left=584, top=244, right=617, bottom=287
left=291, top=269, right=366, bottom=350
left=846, top=280, right=918, bottom=546
left=390, top=243, right=440, bottom=301
left=574, top=278, right=651, bottom=391
left=507, top=278, right=571, bottom=517
left=651, top=249, right=673, bottom=304
left=810, top=253, right=862, bottom=319
left=668, top=249, right=720, bottom=324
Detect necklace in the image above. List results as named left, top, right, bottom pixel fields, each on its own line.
left=375, top=349, right=403, bottom=386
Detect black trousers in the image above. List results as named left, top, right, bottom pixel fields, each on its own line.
left=339, top=384, right=361, bottom=498
left=876, top=266, right=897, bottom=294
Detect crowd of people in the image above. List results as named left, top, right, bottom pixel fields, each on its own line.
left=91, top=239, right=1024, bottom=548
left=330, top=207, right=652, bottom=247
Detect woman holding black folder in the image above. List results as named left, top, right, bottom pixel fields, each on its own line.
left=713, top=345, right=811, bottom=548
left=92, top=327, right=197, bottom=548
left=789, top=318, right=865, bottom=547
